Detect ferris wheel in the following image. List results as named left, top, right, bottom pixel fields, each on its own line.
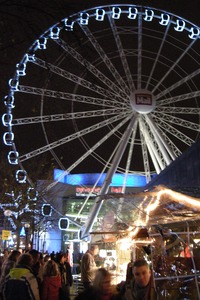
left=2, top=4, right=200, bottom=235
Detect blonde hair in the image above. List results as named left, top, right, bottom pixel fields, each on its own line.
left=43, top=259, right=60, bottom=277
left=93, top=268, right=112, bottom=289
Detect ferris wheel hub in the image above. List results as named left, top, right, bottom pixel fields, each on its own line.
left=130, top=89, right=155, bottom=114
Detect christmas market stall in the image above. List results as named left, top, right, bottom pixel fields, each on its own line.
left=91, top=185, right=200, bottom=299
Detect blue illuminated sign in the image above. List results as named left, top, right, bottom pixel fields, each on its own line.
left=54, top=169, right=156, bottom=187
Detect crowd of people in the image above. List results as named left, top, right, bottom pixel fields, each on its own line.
left=0, top=249, right=73, bottom=300
left=0, top=246, right=155, bottom=300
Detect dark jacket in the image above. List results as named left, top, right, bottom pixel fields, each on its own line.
left=74, top=286, right=122, bottom=300
left=2, top=266, right=40, bottom=300
left=57, top=261, right=73, bottom=287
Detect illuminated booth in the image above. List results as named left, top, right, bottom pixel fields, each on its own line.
left=91, top=185, right=200, bottom=298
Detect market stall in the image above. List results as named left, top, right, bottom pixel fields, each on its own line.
left=91, top=185, right=200, bottom=298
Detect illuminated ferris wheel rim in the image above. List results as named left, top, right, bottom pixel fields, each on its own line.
left=2, top=3, right=200, bottom=187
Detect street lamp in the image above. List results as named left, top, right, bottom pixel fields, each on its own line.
left=24, top=223, right=30, bottom=250
left=3, top=210, right=12, bottom=250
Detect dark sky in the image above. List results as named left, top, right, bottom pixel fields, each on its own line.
left=1, top=0, right=200, bottom=98
left=1, top=0, right=200, bottom=181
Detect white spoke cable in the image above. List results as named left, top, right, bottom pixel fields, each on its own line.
left=54, top=38, right=129, bottom=100
left=12, top=107, right=128, bottom=126
left=44, top=113, right=132, bottom=193
left=153, top=112, right=200, bottom=131
left=108, top=15, right=135, bottom=92
left=19, top=112, right=129, bottom=162
left=155, top=106, right=200, bottom=114
left=145, top=114, right=175, bottom=162
left=139, top=119, right=151, bottom=183
left=32, top=57, right=126, bottom=103
left=155, top=68, right=200, bottom=100
left=139, top=117, right=164, bottom=172
left=145, top=22, right=171, bottom=90
left=18, top=85, right=126, bottom=109
left=137, top=12, right=142, bottom=90
left=153, top=38, right=198, bottom=93
left=80, top=24, right=129, bottom=94
left=152, top=115, right=195, bottom=146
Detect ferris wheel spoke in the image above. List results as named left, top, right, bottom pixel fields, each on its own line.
left=154, top=112, right=200, bottom=131
left=54, top=38, right=128, bottom=100
left=18, top=85, right=126, bottom=108
left=124, top=125, right=137, bottom=173
left=145, top=22, right=170, bottom=90
left=139, top=121, right=151, bottom=183
left=139, top=118, right=161, bottom=173
left=153, top=38, right=198, bottom=94
left=137, top=12, right=142, bottom=90
left=155, top=106, right=200, bottom=114
left=108, top=15, right=136, bottom=92
left=155, top=69, right=200, bottom=101
left=145, top=114, right=175, bottom=162
left=80, top=24, right=129, bottom=94
left=154, top=129, right=182, bottom=157
left=152, top=115, right=195, bottom=146
left=156, top=91, right=200, bottom=106
left=32, top=57, right=126, bottom=102
left=19, top=112, right=129, bottom=161
left=44, top=113, right=133, bottom=192
left=12, top=107, right=128, bottom=126
left=140, top=117, right=166, bottom=171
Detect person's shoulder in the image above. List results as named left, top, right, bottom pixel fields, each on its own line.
left=74, top=287, right=100, bottom=300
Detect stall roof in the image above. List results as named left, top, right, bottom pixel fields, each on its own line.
left=98, top=185, right=200, bottom=234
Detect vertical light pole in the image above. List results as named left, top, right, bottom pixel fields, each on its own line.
left=3, top=210, right=12, bottom=251
left=24, top=223, right=30, bottom=251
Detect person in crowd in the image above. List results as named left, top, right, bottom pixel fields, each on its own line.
left=50, top=251, right=55, bottom=261
left=44, top=254, right=51, bottom=263
left=123, top=259, right=156, bottom=300
left=38, top=253, right=45, bottom=283
left=75, top=268, right=121, bottom=300
left=66, top=244, right=73, bottom=268
left=29, top=250, right=41, bottom=278
left=2, top=250, right=9, bottom=263
left=56, top=252, right=72, bottom=299
left=29, top=249, right=43, bottom=296
left=2, top=253, right=40, bottom=300
left=0, top=250, right=21, bottom=287
left=41, top=259, right=62, bottom=300
left=80, top=244, right=99, bottom=289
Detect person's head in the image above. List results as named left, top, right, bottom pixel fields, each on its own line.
left=132, top=259, right=151, bottom=287
left=7, top=250, right=21, bottom=262
left=16, top=253, right=33, bottom=268
left=28, top=249, right=40, bottom=264
left=44, top=254, right=51, bottom=262
left=90, top=244, right=99, bottom=256
left=93, top=268, right=112, bottom=295
left=43, top=259, right=60, bottom=277
left=56, top=252, right=66, bottom=264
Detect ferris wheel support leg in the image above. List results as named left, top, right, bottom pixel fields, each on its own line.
left=80, top=115, right=137, bottom=240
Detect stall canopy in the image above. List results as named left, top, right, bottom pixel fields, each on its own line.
left=95, top=185, right=200, bottom=236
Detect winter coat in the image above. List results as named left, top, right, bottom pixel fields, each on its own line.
left=123, top=276, right=156, bottom=300
left=41, top=274, right=61, bottom=300
left=80, top=251, right=97, bottom=283
left=2, top=266, right=40, bottom=300
left=74, top=286, right=122, bottom=300
left=57, top=262, right=73, bottom=287
left=0, top=259, right=16, bottom=292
